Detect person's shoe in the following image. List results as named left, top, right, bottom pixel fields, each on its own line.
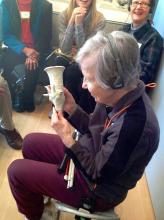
left=24, top=199, right=57, bottom=220
left=13, top=102, right=35, bottom=113
left=13, top=94, right=25, bottom=112
left=0, top=126, right=23, bottom=149
left=26, top=103, right=35, bottom=112
left=13, top=104, right=26, bottom=112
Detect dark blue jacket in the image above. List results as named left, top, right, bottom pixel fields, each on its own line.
left=121, top=22, right=163, bottom=84
left=66, top=80, right=159, bottom=205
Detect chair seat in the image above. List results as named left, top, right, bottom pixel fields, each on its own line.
left=55, top=201, right=120, bottom=220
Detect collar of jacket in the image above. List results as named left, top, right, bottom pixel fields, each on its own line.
left=109, top=80, right=145, bottom=116
left=131, top=22, right=152, bottom=41
left=124, top=21, right=151, bottom=42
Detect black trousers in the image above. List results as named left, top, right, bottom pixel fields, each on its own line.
left=2, top=48, right=39, bottom=107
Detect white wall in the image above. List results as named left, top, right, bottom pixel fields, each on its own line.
left=146, top=1, right=164, bottom=220
left=153, top=0, right=164, bottom=37
left=146, top=52, right=164, bottom=220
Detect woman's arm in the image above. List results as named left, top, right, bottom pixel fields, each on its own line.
left=140, top=33, right=163, bottom=84
left=58, top=12, right=74, bottom=55
left=75, top=12, right=105, bottom=50
left=1, top=3, right=26, bottom=55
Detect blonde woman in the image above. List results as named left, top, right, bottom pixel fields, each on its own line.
left=59, top=0, right=105, bottom=56
left=55, top=0, right=105, bottom=113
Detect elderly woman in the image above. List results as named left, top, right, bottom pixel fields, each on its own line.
left=8, top=31, right=159, bottom=220
left=121, top=0, right=163, bottom=85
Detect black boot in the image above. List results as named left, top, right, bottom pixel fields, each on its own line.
left=13, top=93, right=25, bottom=112
left=24, top=92, right=35, bottom=112
left=25, top=101, right=35, bottom=112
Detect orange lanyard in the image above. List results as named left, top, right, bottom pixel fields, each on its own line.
left=104, top=104, right=132, bottom=129
left=145, top=83, right=157, bottom=89
left=91, top=104, right=132, bottom=191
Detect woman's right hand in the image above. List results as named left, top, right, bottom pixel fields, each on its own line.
left=69, top=7, right=87, bottom=25
left=75, top=7, right=87, bottom=24
left=63, top=87, right=77, bottom=115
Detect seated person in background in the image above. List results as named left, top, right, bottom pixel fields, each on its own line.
left=1, top=0, right=52, bottom=112
left=0, top=75, right=22, bottom=149
left=50, top=0, right=105, bottom=113
left=121, top=0, right=163, bottom=86
left=7, top=31, right=159, bottom=220
left=59, top=0, right=105, bottom=56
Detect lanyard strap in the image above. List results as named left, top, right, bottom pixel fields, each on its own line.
left=104, top=103, right=132, bottom=129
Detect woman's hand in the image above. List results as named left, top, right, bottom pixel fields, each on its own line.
left=69, top=7, right=87, bottom=25
left=74, top=7, right=87, bottom=24
left=45, top=86, right=77, bottom=115
left=63, top=87, right=77, bottom=115
left=51, top=108, right=75, bottom=148
left=25, top=57, right=38, bottom=71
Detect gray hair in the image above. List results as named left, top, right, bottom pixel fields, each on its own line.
left=76, top=31, right=141, bottom=89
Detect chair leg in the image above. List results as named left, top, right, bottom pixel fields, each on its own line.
left=55, top=209, right=60, bottom=220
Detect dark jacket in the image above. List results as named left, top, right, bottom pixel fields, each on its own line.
left=121, top=22, right=163, bottom=84
left=1, top=0, right=52, bottom=55
left=66, top=80, right=159, bottom=205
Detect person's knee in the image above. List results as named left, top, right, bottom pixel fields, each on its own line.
left=22, top=133, right=36, bottom=157
left=7, top=159, right=24, bottom=183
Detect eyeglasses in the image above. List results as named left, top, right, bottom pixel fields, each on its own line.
left=131, top=1, right=150, bottom=8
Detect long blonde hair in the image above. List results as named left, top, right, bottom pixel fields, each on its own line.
left=65, top=0, right=102, bottom=33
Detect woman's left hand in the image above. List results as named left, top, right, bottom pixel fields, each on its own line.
left=25, top=57, right=38, bottom=71
left=51, top=108, right=75, bottom=148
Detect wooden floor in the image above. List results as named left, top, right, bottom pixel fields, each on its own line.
left=0, top=98, right=156, bottom=220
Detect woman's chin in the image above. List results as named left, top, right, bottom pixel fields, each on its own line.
left=94, top=97, right=102, bottom=104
